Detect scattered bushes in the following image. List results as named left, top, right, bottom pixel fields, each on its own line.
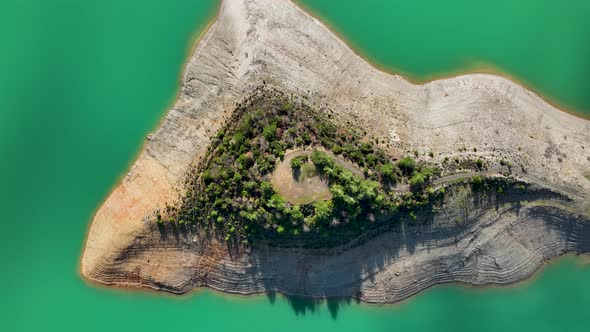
left=173, top=90, right=443, bottom=246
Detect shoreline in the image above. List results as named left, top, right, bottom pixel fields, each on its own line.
left=77, top=1, right=222, bottom=277
left=291, top=0, right=590, bottom=121
left=81, top=249, right=590, bottom=306
left=80, top=0, right=590, bottom=305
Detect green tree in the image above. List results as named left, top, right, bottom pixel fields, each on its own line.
left=331, top=144, right=343, bottom=155
left=380, top=162, right=398, bottom=183
left=290, top=155, right=308, bottom=171
left=260, top=181, right=274, bottom=199
left=311, top=200, right=334, bottom=226
left=358, top=180, right=379, bottom=201
left=290, top=205, right=304, bottom=223
left=409, top=173, right=426, bottom=192
left=311, top=151, right=335, bottom=171
left=263, top=123, right=277, bottom=141
left=398, top=156, right=416, bottom=175
left=290, top=157, right=302, bottom=170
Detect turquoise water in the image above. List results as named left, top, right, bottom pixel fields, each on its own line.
left=1, top=0, right=589, bottom=331
left=297, top=0, right=590, bottom=116
left=14, top=257, right=590, bottom=331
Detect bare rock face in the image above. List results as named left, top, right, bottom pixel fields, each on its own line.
left=81, top=0, right=590, bottom=303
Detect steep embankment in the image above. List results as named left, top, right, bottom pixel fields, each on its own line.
left=81, top=0, right=590, bottom=303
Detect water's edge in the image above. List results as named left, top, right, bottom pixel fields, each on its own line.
left=292, top=0, right=590, bottom=120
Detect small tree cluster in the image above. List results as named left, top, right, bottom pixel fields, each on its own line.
left=174, top=89, right=443, bottom=247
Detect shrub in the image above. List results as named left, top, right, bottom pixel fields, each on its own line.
left=260, top=181, right=274, bottom=199
left=290, top=155, right=308, bottom=171
left=409, top=172, right=426, bottom=192
left=290, top=157, right=302, bottom=170
left=310, top=151, right=334, bottom=171
left=360, top=143, right=373, bottom=154
left=290, top=206, right=304, bottom=223
left=280, top=102, right=293, bottom=113
left=263, top=123, right=277, bottom=141
left=311, top=200, right=334, bottom=226
left=471, top=175, right=484, bottom=191
left=331, top=144, right=343, bottom=155
left=475, top=158, right=484, bottom=169
left=233, top=172, right=242, bottom=182
left=361, top=153, right=373, bottom=166
left=419, top=167, right=438, bottom=179
left=380, top=162, right=398, bottom=183
left=398, top=156, right=416, bottom=175
left=301, top=132, right=311, bottom=145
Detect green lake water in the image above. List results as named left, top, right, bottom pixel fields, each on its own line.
left=0, top=0, right=589, bottom=331
left=298, top=0, right=590, bottom=116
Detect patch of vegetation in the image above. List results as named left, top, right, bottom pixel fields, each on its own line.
left=470, top=175, right=526, bottom=195
left=398, top=156, right=416, bottom=176
left=475, top=158, right=484, bottom=170
left=299, top=162, right=317, bottom=180
left=290, top=155, right=309, bottom=172
left=470, top=175, right=485, bottom=191
left=168, top=89, right=443, bottom=247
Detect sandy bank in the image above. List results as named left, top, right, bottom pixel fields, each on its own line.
left=81, top=0, right=590, bottom=303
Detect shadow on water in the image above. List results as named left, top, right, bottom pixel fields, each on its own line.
left=265, top=291, right=358, bottom=319
left=242, top=210, right=443, bottom=320
left=150, top=181, right=588, bottom=320
left=247, top=181, right=586, bottom=319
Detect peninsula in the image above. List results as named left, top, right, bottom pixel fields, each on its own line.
left=81, top=0, right=590, bottom=303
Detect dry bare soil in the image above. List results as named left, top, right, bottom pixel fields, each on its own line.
left=271, top=150, right=332, bottom=205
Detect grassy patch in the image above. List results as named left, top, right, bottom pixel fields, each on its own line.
left=299, top=162, right=317, bottom=180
